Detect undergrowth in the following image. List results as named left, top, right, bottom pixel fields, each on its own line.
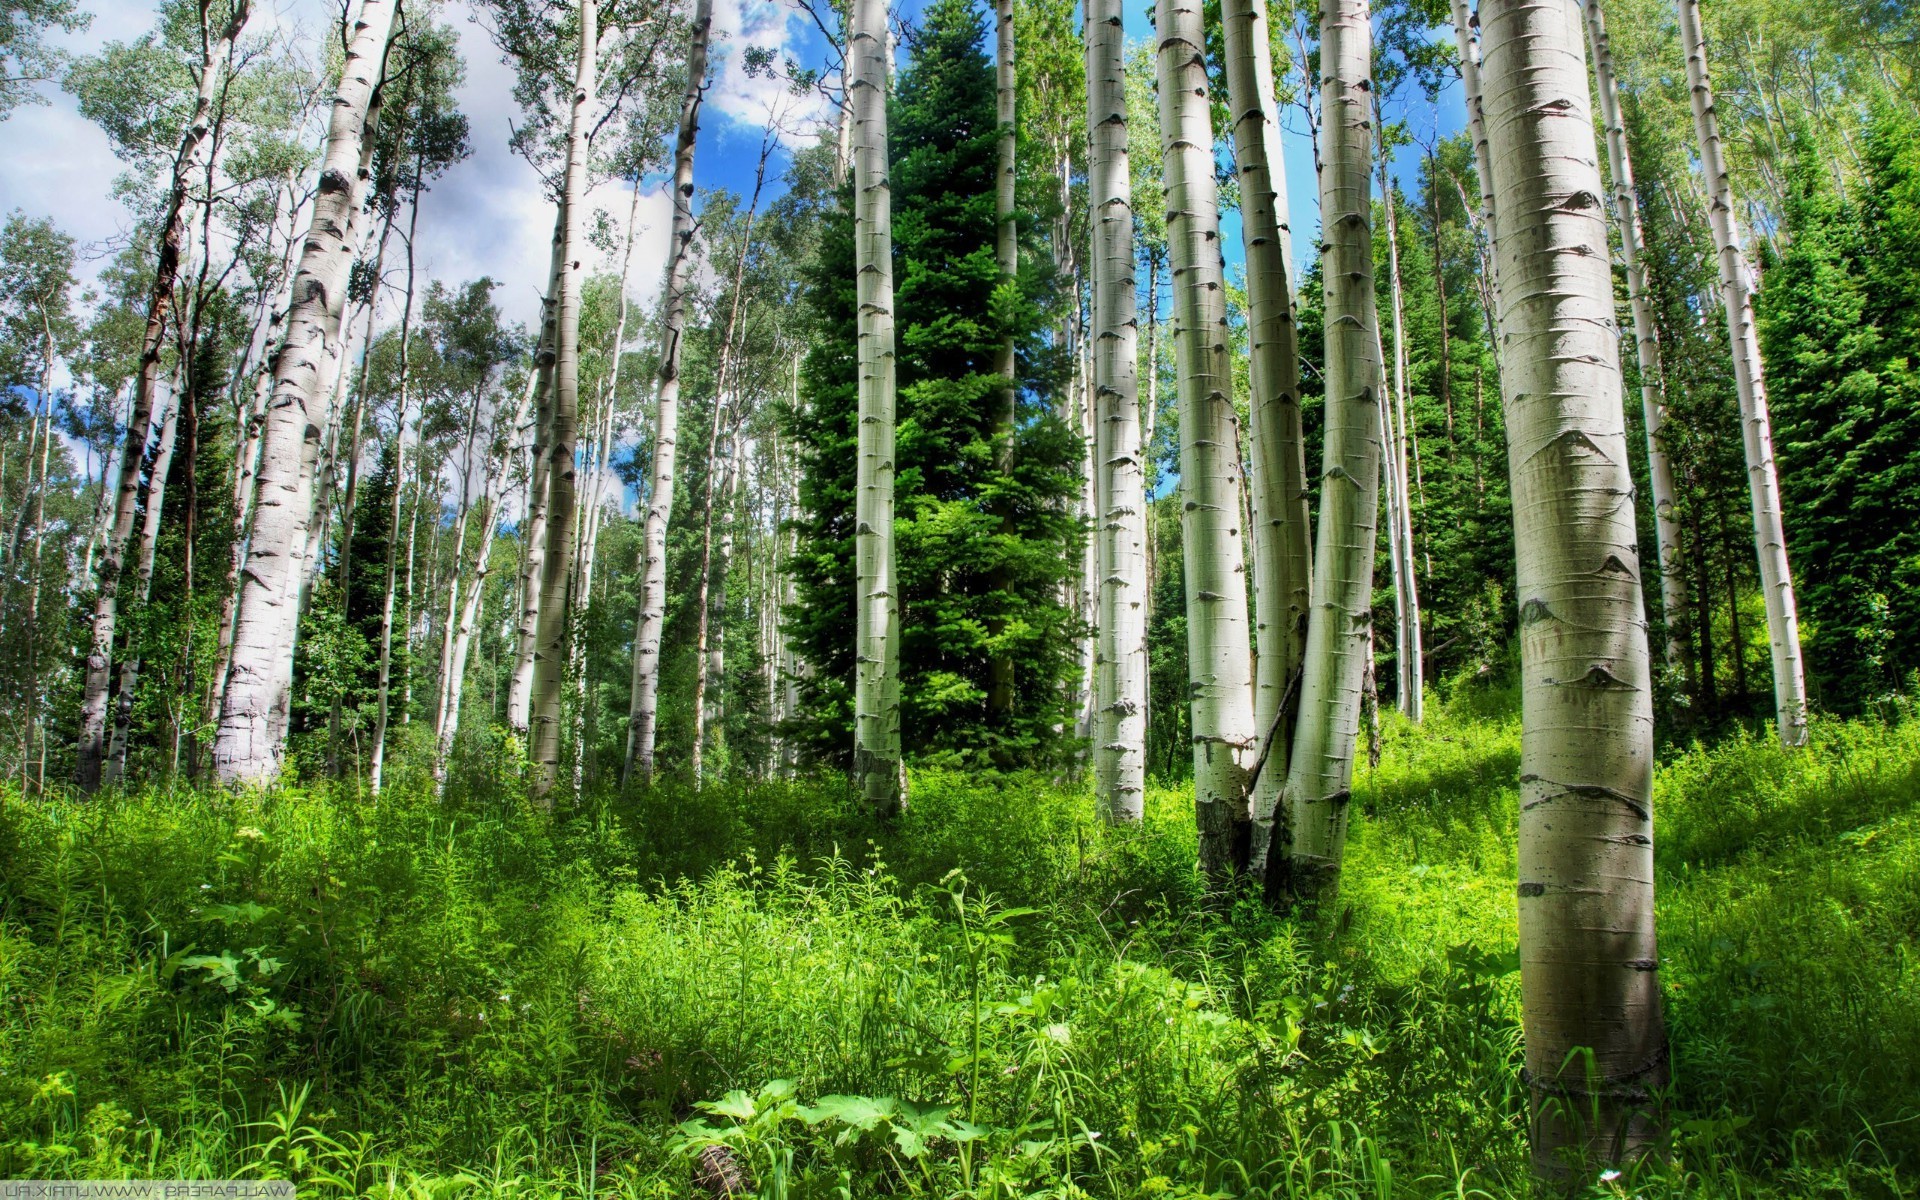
left=0, top=685, right=1915, bottom=1198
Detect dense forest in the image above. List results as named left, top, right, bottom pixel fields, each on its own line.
left=0, top=0, right=1917, bottom=1191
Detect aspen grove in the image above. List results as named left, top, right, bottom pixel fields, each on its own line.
left=0, top=0, right=1917, bottom=1190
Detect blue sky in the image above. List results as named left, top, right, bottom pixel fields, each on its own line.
left=682, top=0, right=1472, bottom=294
left=0, top=0, right=1471, bottom=340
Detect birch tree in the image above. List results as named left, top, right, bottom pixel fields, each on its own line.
left=212, top=0, right=397, bottom=785
left=625, top=0, right=713, bottom=783
left=1157, top=0, right=1255, bottom=875
left=1084, top=0, right=1146, bottom=821
left=1222, top=0, right=1310, bottom=863
left=1677, top=0, right=1808, bottom=746
left=1585, top=0, right=1692, bottom=687
left=1480, top=0, right=1665, bottom=1171
left=76, top=0, right=252, bottom=790
left=850, top=0, right=901, bottom=812
left=527, top=0, right=597, bottom=802
left=1274, top=0, right=1383, bottom=899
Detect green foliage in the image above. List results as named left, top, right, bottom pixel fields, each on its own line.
left=1761, top=105, right=1920, bottom=713
left=784, top=0, right=1083, bottom=773
left=3, top=681, right=1917, bottom=1196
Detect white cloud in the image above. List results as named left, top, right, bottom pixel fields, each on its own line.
left=707, top=0, right=835, bottom=147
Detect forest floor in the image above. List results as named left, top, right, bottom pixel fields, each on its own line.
left=1, top=683, right=1917, bottom=1198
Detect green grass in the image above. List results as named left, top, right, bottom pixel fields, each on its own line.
left=0, top=685, right=1915, bottom=1197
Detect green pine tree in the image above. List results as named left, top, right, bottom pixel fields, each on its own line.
left=784, top=0, right=1082, bottom=772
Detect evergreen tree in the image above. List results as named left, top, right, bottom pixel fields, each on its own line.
left=1762, top=107, right=1920, bottom=709
left=785, top=0, right=1081, bottom=771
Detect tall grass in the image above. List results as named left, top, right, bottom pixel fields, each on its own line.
left=0, top=686, right=1914, bottom=1197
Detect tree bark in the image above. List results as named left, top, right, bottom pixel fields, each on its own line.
left=527, top=0, right=598, bottom=803
left=370, top=183, right=424, bottom=795
left=1085, top=0, right=1148, bottom=822
left=1274, top=0, right=1384, bottom=901
left=1448, top=0, right=1502, bottom=333
left=625, top=0, right=713, bottom=783
left=101, top=392, right=180, bottom=788
left=1479, top=0, right=1665, bottom=1173
left=506, top=218, right=564, bottom=735
left=851, top=0, right=902, bottom=812
left=1377, top=147, right=1423, bottom=721
left=1224, top=0, right=1310, bottom=867
left=212, top=0, right=395, bottom=785
left=1157, top=0, right=1256, bottom=876
left=1585, top=0, right=1693, bottom=694
left=78, top=0, right=251, bottom=789
left=1676, top=0, right=1807, bottom=746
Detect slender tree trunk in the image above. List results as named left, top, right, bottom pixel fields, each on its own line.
left=1273, top=0, right=1384, bottom=901
left=1585, top=0, right=1693, bottom=694
left=1377, top=148, right=1423, bottom=720
left=1224, top=0, right=1310, bottom=867
left=213, top=0, right=395, bottom=786
left=1447, top=0, right=1504, bottom=342
left=78, top=0, right=251, bottom=789
left=370, top=187, right=423, bottom=795
left=986, top=0, right=1019, bottom=721
left=993, top=0, right=1017, bottom=448
left=1480, top=0, right=1665, bottom=1173
left=1157, top=0, right=1256, bottom=876
left=526, top=0, right=598, bottom=803
left=102, top=394, right=181, bottom=788
left=851, top=0, right=902, bottom=812
left=1085, top=0, right=1148, bottom=821
left=625, top=0, right=713, bottom=783
left=1676, top=0, right=1807, bottom=746
left=433, top=374, right=532, bottom=788
left=507, top=218, right=565, bottom=735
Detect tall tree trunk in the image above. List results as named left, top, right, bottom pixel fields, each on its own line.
left=1273, top=0, right=1383, bottom=901
left=101, top=392, right=181, bottom=787
left=1157, top=0, right=1256, bottom=877
left=78, top=0, right=251, bottom=789
left=370, top=186, right=423, bottom=794
left=993, top=0, right=1017, bottom=448
left=432, top=374, right=532, bottom=788
left=1586, top=0, right=1693, bottom=694
left=1085, top=0, right=1148, bottom=822
left=527, top=0, right=598, bottom=804
left=1225, top=0, right=1310, bottom=866
left=506, top=218, right=565, bottom=735
left=851, top=0, right=902, bottom=812
left=625, top=0, right=713, bottom=784
left=1377, top=147, right=1424, bottom=720
left=1676, top=0, right=1807, bottom=746
left=986, top=0, right=1019, bottom=721
left=1480, top=0, right=1665, bottom=1173
left=1448, top=0, right=1502, bottom=335
left=213, top=0, right=395, bottom=785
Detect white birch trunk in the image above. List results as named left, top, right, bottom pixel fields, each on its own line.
left=527, top=0, right=597, bottom=803
left=101, top=394, right=180, bottom=788
left=1157, top=0, right=1257, bottom=875
left=1378, top=149, right=1423, bottom=721
left=1676, top=0, right=1807, bottom=746
left=1479, top=0, right=1664, bottom=1170
left=625, top=0, right=714, bottom=783
left=1224, top=0, right=1311, bottom=867
left=212, top=0, right=396, bottom=785
left=1276, top=0, right=1384, bottom=899
left=851, top=0, right=902, bottom=811
left=78, top=0, right=251, bottom=789
left=1586, top=0, right=1693, bottom=688
left=1086, top=0, right=1148, bottom=821
left=506, top=220, right=564, bottom=736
